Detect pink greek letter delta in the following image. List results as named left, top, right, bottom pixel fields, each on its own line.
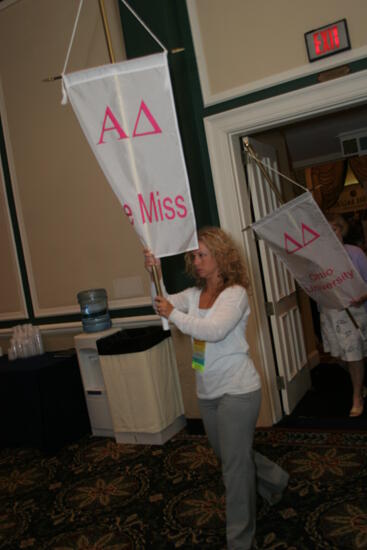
left=97, top=106, right=128, bottom=144
left=97, top=101, right=162, bottom=144
left=284, top=223, right=320, bottom=254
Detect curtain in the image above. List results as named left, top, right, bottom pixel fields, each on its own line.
left=309, top=160, right=347, bottom=210
left=350, top=155, right=367, bottom=195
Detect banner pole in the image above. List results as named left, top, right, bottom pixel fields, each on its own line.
left=243, top=138, right=284, bottom=205
left=98, top=0, right=165, bottom=331
left=98, top=0, right=116, bottom=64
left=152, top=265, right=162, bottom=296
left=151, top=265, right=169, bottom=331
left=346, top=308, right=360, bottom=329
left=94, top=6, right=164, bottom=312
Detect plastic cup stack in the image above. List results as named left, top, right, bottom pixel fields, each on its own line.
left=7, top=324, right=44, bottom=361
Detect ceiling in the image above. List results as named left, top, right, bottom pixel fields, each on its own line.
left=282, top=104, right=367, bottom=168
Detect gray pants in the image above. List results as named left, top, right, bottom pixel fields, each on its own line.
left=199, top=391, right=289, bottom=550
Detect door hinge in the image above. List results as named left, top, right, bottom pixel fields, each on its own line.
left=265, top=301, right=274, bottom=316
left=276, top=376, right=285, bottom=390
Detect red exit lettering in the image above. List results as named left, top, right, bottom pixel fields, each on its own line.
left=313, top=25, right=340, bottom=55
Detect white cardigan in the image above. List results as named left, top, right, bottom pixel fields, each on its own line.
left=153, top=282, right=261, bottom=399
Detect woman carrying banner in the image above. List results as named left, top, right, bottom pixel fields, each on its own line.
left=321, top=214, right=367, bottom=417
left=144, top=226, right=289, bottom=550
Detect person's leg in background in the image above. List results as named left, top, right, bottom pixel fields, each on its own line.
left=348, top=359, right=365, bottom=416
left=321, top=306, right=367, bottom=417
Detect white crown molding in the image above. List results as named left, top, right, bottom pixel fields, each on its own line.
left=205, top=69, right=367, bottom=139
left=186, top=0, right=367, bottom=107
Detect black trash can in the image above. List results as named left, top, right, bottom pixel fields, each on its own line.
left=97, top=326, right=186, bottom=444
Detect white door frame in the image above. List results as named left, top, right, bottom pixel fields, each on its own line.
left=204, top=69, right=367, bottom=423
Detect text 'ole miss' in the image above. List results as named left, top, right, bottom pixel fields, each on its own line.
left=123, top=191, right=188, bottom=226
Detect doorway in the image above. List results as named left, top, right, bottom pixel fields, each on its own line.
left=204, top=69, right=367, bottom=424
left=240, top=136, right=310, bottom=416
left=244, top=107, right=367, bottom=415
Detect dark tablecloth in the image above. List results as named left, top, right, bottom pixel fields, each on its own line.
left=0, top=351, right=90, bottom=452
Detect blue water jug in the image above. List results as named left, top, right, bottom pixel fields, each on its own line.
left=77, top=288, right=111, bottom=333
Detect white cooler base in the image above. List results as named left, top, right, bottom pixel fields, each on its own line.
left=115, top=414, right=186, bottom=445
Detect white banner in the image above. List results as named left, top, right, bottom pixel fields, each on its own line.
left=252, top=192, right=367, bottom=309
left=63, top=52, right=197, bottom=258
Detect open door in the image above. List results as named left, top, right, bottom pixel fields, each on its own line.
left=242, top=136, right=311, bottom=414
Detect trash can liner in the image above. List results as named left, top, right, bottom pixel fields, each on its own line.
left=97, top=326, right=171, bottom=355
left=96, top=325, right=184, bottom=436
left=99, top=338, right=184, bottom=433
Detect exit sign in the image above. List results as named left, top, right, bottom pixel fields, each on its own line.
left=305, top=19, right=350, bottom=62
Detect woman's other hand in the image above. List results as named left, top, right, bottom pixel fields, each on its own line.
left=350, top=294, right=367, bottom=307
left=154, top=295, right=173, bottom=318
left=143, top=248, right=162, bottom=278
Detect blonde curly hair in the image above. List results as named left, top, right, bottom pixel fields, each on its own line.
left=185, top=226, right=250, bottom=291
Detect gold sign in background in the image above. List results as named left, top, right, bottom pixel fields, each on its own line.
left=328, top=183, right=367, bottom=213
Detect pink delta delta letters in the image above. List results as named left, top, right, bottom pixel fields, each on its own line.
left=97, top=102, right=162, bottom=143
left=96, top=102, right=189, bottom=226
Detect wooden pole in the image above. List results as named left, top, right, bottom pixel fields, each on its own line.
left=243, top=138, right=284, bottom=205
left=98, top=0, right=116, bottom=64
left=152, top=266, right=163, bottom=296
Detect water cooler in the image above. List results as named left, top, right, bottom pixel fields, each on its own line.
left=74, top=328, right=119, bottom=437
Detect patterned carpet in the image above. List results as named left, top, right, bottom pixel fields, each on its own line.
left=1, top=428, right=367, bottom=549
